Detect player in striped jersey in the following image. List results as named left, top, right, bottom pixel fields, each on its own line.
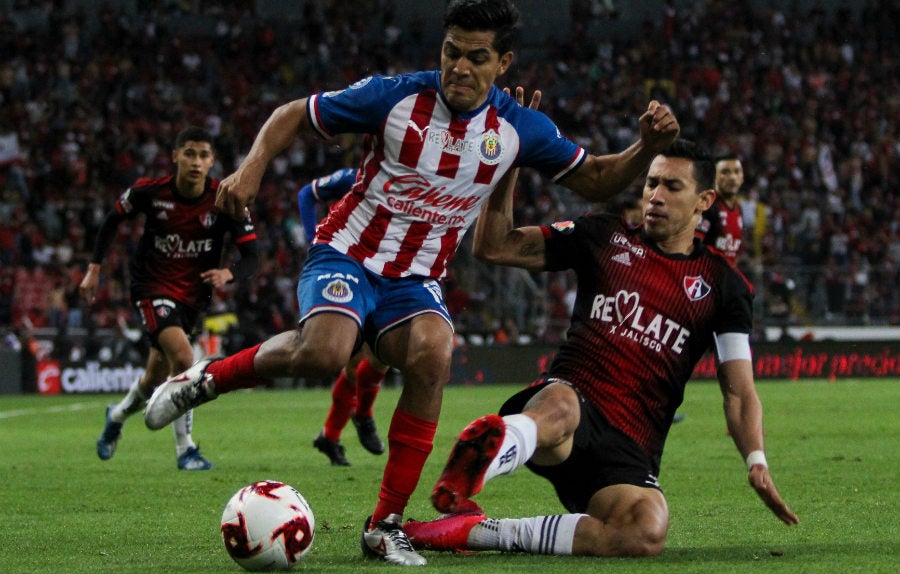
left=297, top=168, right=389, bottom=466
left=406, top=140, right=798, bottom=558
left=145, top=1, right=678, bottom=565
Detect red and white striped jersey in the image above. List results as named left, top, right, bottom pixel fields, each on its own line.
left=307, top=71, right=585, bottom=278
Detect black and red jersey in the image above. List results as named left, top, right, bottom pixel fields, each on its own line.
left=695, top=197, right=744, bottom=264
left=541, top=214, right=753, bottom=469
left=93, top=175, right=257, bottom=310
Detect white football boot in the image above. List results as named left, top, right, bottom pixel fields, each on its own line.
left=361, top=514, right=427, bottom=566
left=144, top=359, right=217, bottom=430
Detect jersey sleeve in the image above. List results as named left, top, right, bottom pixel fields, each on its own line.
left=297, top=182, right=319, bottom=244
left=714, top=268, right=754, bottom=335
left=90, top=185, right=149, bottom=264
left=510, top=105, right=586, bottom=183
left=541, top=217, right=591, bottom=273
left=307, top=74, right=431, bottom=138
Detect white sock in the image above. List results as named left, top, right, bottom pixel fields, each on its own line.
left=484, top=414, right=537, bottom=483
left=109, top=380, right=147, bottom=422
left=468, top=514, right=585, bottom=554
left=173, top=409, right=196, bottom=456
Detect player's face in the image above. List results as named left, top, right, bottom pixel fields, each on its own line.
left=715, top=159, right=744, bottom=201
left=173, top=140, right=215, bottom=192
left=642, top=155, right=715, bottom=253
left=440, top=26, right=513, bottom=112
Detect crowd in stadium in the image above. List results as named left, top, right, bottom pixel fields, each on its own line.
left=1, top=0, right=898, bottom=355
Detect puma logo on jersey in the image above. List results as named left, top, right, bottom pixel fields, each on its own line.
left=407, top=119, right=430, bottom=141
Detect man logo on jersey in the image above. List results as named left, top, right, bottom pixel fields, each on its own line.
left=322, top=278, right=353, bottom=304
left=479, top=129, right=503, bottom=165
left=199, top=212, right=216, bottom=228
left=683, top=275, right=711, bottom=301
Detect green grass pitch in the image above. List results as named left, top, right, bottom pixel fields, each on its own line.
left=1, top=379, right=897, bottom=573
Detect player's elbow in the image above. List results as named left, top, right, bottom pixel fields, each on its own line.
left=472, top=243, right=502, bottom=264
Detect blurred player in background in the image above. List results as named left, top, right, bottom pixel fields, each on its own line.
left=297, top=167, right=388, bottom=466
left=406, top=140, right=798, bottom=557
left=696, top=153, right=745, bottom=265
left=144, top=1, right=678, bottom=565
left=81, top=126, right=258, bottom=470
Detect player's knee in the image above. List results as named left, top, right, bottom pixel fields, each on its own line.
left=579, top=496, right=668, bottom=557
left=621, top=501, right=668, bottom=557
left=582, top=520, right=667, bottom=557
left=625, top=519, right=667, bottom=556
left=400, top=348, right=451, bottom=390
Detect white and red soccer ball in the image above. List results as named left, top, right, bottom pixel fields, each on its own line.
left=221, top=480, right=315, bottom=571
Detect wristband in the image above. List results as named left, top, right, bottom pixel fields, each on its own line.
left=745, top=450, right=768, bottom=470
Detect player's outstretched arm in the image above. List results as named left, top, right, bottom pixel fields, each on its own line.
left=718, top=359, right=799, bottom=526
left=218, top=98, right=311, bottom=219
left=565, top=100, right=679, bottom=202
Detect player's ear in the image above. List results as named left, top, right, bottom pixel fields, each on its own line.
left=497, top=51, right=514, bottom=76
left=696, top=188, right=716, bottom=213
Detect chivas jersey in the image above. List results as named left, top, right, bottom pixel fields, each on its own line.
left=307, top=71, right=585, bottom=278
left=543, top=214, right=753, bottom=468
left=95, top=176, right=257, bottom=309
left=696, top=197, right=743, bottom=264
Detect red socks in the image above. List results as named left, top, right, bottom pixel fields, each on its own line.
left=323, top=370, right=356, bottom=442
left=355, top=359, right=385, bottom=418
left=206, top=344, right=270, bottom=393
left=371, top=409, right=437, bottom=525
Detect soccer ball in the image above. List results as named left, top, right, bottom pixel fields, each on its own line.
left=221, top=480, right=315, bottom=571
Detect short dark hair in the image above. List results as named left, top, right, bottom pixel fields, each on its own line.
left=175, top=126, right=215, bottom=150
left=715, top=152, right=741, bottom=164
left=443, top=0, right=521, bottom=54
left=659, top=139, right=715, bottom=192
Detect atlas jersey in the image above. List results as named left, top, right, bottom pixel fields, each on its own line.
left=110, top=176, right=257, bottom=309
left=307, top=71, right=586, bottom=278
left=542, top=214, right=753, bottom=469
left=297, top=167, right=358, bottom=244
left=696, top=197, right=743, bottom=264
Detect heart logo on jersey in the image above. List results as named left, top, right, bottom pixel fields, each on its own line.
left=614, top=290, right=639, bottom=324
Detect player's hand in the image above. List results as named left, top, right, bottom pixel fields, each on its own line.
left=504, top=86, right=542, bottom=111
left=201, top=268, right=234, bottom=288
left=78, top=264, right=101, bottom=305
left=638, top=100, right=679, bottom=153
left=217, top=168, right=260, bottom=220
left=749, top=464, right=799, bottom=525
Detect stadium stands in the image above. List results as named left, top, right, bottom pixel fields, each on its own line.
left=1, top=1, right=897, bottom=357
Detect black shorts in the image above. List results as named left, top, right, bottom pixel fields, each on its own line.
left=499, top=379, right=662, bottom=514
left=134, top=297, right=200, bottom=350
